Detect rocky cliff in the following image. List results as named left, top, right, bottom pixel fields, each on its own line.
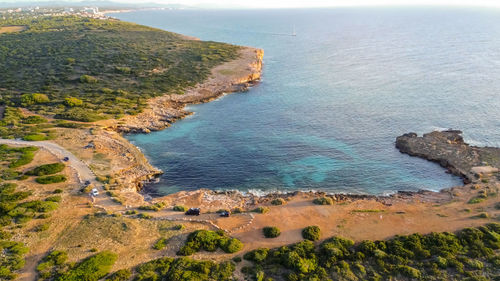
left=105, top=47, right=264, bottom=134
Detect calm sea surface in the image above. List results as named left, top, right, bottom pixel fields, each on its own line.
left=111, top=8, right=500, bottom=195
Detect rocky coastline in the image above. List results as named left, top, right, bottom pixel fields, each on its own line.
left=396, top=130, right=500, bottom=183
left=105, top=47, right=264, bottom=134
left=142, top=129, right=500, bottom=210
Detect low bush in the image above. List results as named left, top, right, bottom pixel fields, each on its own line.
left=0, top=240, right=29, bottom=280
left=153, top=238, right=168, bottom=250
left=105, top=269, right=132, bottom=281
left=177, top=230, right=243, bottom=256
left=34, top=222, right=50, bottom=232
left=26, top=163, right=65, bottom=176
left=45, top=196, right=62, bottom=203
left=37, top=250, right=117, bottom=281
left=263, top=226, right=281, bottom=238
left=173, top=224, right=185, bottom=230
left=36, top=175, right=67, bottom=184
left=302, top=226, right=321, bottom=241
left=22, top=134, right=48, bottom=141
left=53, top=189, right=63, bottom=194
left=313, top=197, right=333, bottom=205
left=137, top=213, right=152, bottom=219
left=271, top=198, right=286, bottom=205
left=173, top=205, right=187, bottom=212
left=241, top=223, right=500, bottom=281
left=252, top=207, right=269, bottom=214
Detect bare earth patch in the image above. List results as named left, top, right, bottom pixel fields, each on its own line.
left=0, top=25, right=27, bottom=34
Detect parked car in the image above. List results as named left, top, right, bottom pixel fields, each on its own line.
left=63, top=157, right=69, bottom=162
left=90, top=188, right=99, bottom=196
left=185, top=208, right=200, bottom=216
left=85, top=180, right=91, bottom=186
left=219, top=211, right=230, bottom=217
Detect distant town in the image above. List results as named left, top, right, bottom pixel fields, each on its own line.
left=0, top=5, right=182, bottom=20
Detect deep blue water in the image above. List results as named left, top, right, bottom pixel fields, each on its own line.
left=112, top=8, right=500, bottom=195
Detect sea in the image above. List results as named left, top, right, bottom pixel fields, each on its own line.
left=110, top=7, right=500, bottom=195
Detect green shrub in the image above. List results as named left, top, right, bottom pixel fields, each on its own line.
left=252, top=207, right=269, bottom=214
left=105, top=269, right=132, bottom=281
left=244, top=248, right=269, bottom=263
left=177, top=230, right=243, bottom=256
left=232, top=256, right=242, bottom=263
left=124, top=210, right=138, bottom=215
left=24, top=115, right=48, bottom=124
left=173, top=205, right=187, bottom=212
left=263, top=226, right=281, bottom=238
left=313, top=197, right=333, bottom=205
left=64, top=96, right=84, bottom=107
left=468, top=197, right=485, bottom=204
left=22, top=134, right=48, bottom=141
left=153, top=238, right=168, bottom=250
left=80, top=75, right=98, bottom=84
left=34, top=222, right=50, bottom=232
left=35, top=175, right=67, bottom=184
left=20, top=93, right=49, bottom=105
left=173, top=224, right=185, bottom=230
left=137, top=213, right=152, bottom=219
left=26, top=163, right=65, bottom=176
left=57, top=251, right=117, bottom=280
left=302, top=226, right=321, bottom=241
left=271, top=198, right=286, bottom=205
left=45, top=196, right=62, bottom=203
left=232, top=207, right=243, bottom=213
left=53, top=189, right=63, bottom=194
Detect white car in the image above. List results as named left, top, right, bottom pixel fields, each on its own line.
left=91, top=188, right=99, bottom=196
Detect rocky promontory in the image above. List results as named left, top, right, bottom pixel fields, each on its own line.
left=105, top=47, right=264, bottom=134
left=396, top=130, right=500, bottom=183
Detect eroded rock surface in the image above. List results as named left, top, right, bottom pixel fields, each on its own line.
left=396, top=130, right=500, bottom=182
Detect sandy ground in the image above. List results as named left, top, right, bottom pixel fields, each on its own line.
left=0, top=25, right=26, bottom=34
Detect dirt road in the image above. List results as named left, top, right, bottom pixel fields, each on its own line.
left=0, top=139, right=96, bottom=185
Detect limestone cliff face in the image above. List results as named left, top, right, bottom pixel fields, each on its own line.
left=106, top=47, right=264, bottom=134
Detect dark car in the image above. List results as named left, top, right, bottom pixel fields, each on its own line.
left=84, top=180, right=91, bottom=186
left=219, top=211, right=230, bottom=217
left=185, top=208, right=200, bottom=216
left=63, top=157, right=69, bottom=162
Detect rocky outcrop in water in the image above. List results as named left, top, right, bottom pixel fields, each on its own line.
left=396, top=130, right=500, bottom=183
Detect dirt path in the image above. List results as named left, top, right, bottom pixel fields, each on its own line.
left=0, top=139, right=97, bottom=185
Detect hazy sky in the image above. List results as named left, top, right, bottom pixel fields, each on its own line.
left=6, top=0, right=500, bottom=9
left=115, top=0, right=500, bottom=8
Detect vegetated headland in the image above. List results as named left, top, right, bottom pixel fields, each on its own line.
left=0, top=12, right=499, bottom=281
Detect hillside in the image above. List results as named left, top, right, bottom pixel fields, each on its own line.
left=0, top=16, right=240, bottom=121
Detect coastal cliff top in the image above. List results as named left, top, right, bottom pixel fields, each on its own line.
left=0, top=15, right=242, bottom=123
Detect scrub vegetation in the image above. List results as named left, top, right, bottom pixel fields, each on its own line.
left=177, top=230, right=243, bottom=256
left=242, top=223, right=500, bottom=281
left=0, top=145, right=62, bottom=280
left=0, top=16, right=241, bottom=122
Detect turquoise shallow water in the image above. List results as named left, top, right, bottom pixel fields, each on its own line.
left=112, top=8, right=500, bottom=195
